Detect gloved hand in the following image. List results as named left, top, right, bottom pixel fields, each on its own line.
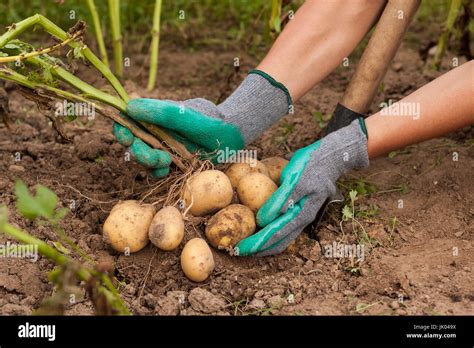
left=235, top=118, right=370, bottom=257
left=113, top=70, right=291, bottom=177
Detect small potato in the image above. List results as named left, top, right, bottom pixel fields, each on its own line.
left=225, top=161, right=270, bottom=188
left=205, top=204, right=256, bottom=249
left=180, top=238, right=215, bottom=282
left=237, top=173, right=277, bottom=212
left=182, top=170, right=233, bottom=216
left=103, top=200, right=155, bottom=253
left=148, top=206, right=184, bottom=251
left=261, top=157, right=289, bottom=185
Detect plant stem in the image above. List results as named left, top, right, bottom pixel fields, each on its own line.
left=433, top=0, right=462, bottom=70
left=1, top=222, right=68, bottom=265
left=108, top=0, right=123, bottom=78
left=0, top=221, right=130, bottom=315
left=86, top=0, right=109, bottom=66
left=0, top=15, right=195, bottom=168
left=147, top=0, right=162, bottom=91
left=269, top=0, right=283, bottom=33
left=0, top=67, right=187, bottom=171
left=0, top=14, right=129, bottom=101
left=27, top=54, right=127, bottom=111
left=0, top=30, right=82, bottom=63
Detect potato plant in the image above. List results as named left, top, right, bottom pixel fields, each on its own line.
left=0, top=181, right=130, bottom=315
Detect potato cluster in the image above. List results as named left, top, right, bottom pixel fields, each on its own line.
left=102, top=157, right=288, bottom=283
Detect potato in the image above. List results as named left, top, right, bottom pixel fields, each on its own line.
left=180, top=238, right=215, bottom=282
left=225, top=161, right=270, bottom=188
left=148, top=206, right=184, bottom=251
left=205, top=204, right=256, bottom=249
left=182, top=170, right=233, bottom=216
left=103, top=200, right=155, bottom=253
left=237, top=173, right=277, bottom=212
left=261, top=157, right=289, bottom=185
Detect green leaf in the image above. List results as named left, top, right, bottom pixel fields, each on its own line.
left=52, top=241, right=71, bottom=255
left=73, top=46, right=85, bottom=60
left=342, top=205, right=353, bottom=221
left=42, top=67, right=53, bottom=83
left=15, top=180, right=58, bottom=220
left=54, top=208, right=69, bottom=222
left=313, top=111, right=324, bottom=122
left=349, top=190, right=358, bottom=203
left=388, top=151, right=399, bottom=159
left=272, top=17, right=281, bottom=32
left=4, top=43, right=20, bottom=50
left=48, top=267, right=62, bottom=283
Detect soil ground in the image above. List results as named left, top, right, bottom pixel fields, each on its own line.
left=0, top=31, right=472, bottom=315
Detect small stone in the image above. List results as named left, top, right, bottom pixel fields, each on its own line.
left=155, top=296, right=180, bottom=315
left=1, top=304, right=31, bottom=315
left=463, top=267, right=471, bottom=272
left=395, top=308, right=407, bottom=315
left=266, top=295, right=286, bottom=308
left=9, top=164, right=25, bottom=172
left=254, top=290, right=265, bottom=299
left=389, top=300, right=400, bottom=310
left=124, top=283, right=136, bottom=295
left=188, top=288, right=226, bottom=314
left=248, top=298, right=266, bottom=309
left=428, top=46, right=437, bottom=56
left=142, top=294, right=157, bottom=309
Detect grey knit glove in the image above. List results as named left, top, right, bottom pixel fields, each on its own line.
left=113, top=70, right=291, bottom=177
left=236, top=118, right=370, bottom=256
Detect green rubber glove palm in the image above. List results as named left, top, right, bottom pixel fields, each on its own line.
left=113, top=98, right=245, bottom=177
left=235, top=119, right=369, bottom=257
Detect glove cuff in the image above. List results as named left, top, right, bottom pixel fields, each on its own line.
left=311, top=118, right=370, bottom=183
left=217, top=70, right=291, bottom=145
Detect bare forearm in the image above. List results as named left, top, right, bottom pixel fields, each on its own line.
left=257, top=0, right=386, bottom=101
left=366, top=61, right=474, bottom=158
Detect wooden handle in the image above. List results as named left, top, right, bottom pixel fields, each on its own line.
left=341, top=0, right=421, bottom=114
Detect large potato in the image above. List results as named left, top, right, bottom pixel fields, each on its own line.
left=225, top=161, right=270, bottom=188
left=148, top=206, right=184, bottom=251
left=182, top=170, right=233, bottom=216
left=180, top=238, right=215, bottom=282
left=103, top=200, right=155, bottom=253
left=205, top=204, right=256, bottom=249
left=261, top=157, right=289, bottom=185
left=237, top=173, right=277, bottom=212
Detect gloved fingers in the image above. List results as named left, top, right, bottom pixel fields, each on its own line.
left=256, top=166, right=304, bottom=227
left=236, top=199, right=303, bottom=256
left=279, top=180, right=310, bottom=215
left=257, top=144, right=323, bottom=227
left=151, top=167, right=171, bottom=178
left=164, top=129, right=202, bottom=154
left=129, top=138, right=172, bottom=169
left=237, top=195, right=325, bottom=257
left=113, top=122, right=134, bottom=147
left=126, top=98, right=243, bottom=151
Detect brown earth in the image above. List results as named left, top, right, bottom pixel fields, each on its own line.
left=0, top=38, right=472, bottom=315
